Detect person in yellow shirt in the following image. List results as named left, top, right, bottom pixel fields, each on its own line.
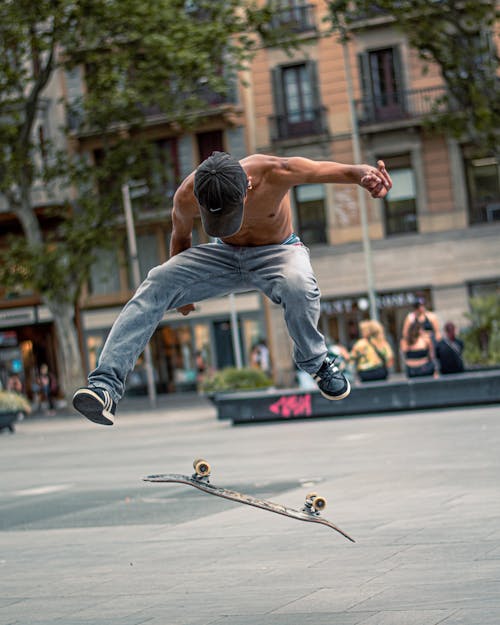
left=350, top=319, right=394, bottom=382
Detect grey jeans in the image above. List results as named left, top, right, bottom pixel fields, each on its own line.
left=89, top=240, right=328, bottom=401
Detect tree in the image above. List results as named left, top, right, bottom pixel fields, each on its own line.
left=0, top=0, right=292, bottom=397
left=327, top=0, right=500, bottom=156
left=462, top=294, right=500, bottom=366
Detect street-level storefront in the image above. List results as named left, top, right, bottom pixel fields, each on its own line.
left=0, top=305, right=58, bottom=398
left=319, top=288, right=432, bottom=371
left=82, top=291, right=267, bottom=394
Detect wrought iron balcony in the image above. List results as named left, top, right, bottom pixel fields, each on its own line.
left=66, top=86, right=237, bottom=134
left=269, top=106, right=329, bottom=141
left=355, top=86, right=447, bottom=126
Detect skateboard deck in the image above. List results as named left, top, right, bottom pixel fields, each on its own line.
left=143, top=459, right=355, bottom=542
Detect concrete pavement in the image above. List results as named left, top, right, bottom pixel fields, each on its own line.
left=1, top=396, right=499, bottom=624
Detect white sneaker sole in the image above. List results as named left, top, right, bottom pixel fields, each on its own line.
left=72, top=389, right=115, bottom=426
left=319, top=378, right=351, bottom=401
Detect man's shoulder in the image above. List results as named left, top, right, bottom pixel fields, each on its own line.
left=242, top=153, right=284, bottom=171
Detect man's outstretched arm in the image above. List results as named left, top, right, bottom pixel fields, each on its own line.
left=273, top=157, right=392, bottom=198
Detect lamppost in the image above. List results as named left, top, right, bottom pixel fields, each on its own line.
left=121, top=182, right=157, bottom=407
left=339, top=21, right=379, bottom=321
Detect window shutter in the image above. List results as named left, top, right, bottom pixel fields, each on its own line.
left=271, top=66, right=284, bottom=115
left=306, top=60, right=321, bottom=111
left=392, top=45, right=406, bottom=111
left=357, top=52, right=372, bottom=122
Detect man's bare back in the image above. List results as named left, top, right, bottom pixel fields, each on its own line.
left=172, top=153, right=392, bottom=250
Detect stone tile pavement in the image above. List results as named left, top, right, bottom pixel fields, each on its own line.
left=0, top=397, right=499, bottom=624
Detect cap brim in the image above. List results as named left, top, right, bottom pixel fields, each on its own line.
left=200, top=202, right=244, bottom=238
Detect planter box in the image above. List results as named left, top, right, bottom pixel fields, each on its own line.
left=212, top=370, right=500, bottom=424
left=0, top=411, right=22, bottom=433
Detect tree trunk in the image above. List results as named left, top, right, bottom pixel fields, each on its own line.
left=47, top=299, right=86, bottom=401
left=11, top=190, right=86, bottom=401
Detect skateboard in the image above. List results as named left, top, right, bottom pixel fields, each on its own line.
left=143, top=458, right=355, bottom=542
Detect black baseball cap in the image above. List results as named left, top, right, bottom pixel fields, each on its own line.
left=193, top=151, right=248, bottom=238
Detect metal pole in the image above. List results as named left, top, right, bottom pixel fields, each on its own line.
left=121, top=183, right=157, bottom=407
left=229, top=295, right=243, bottom=369
left=341, top=35, right=379, bottom=321
left=209, top=236, right=243, bottom=369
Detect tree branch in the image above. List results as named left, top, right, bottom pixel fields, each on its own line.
left=18, top=33, right=57, bottom=149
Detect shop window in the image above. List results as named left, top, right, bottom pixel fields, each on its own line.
left=465, top=156, right=500, bottom=225
left=293, top=183, right=327, bottom=244
left=86, top=333, right=106, bottom=372
left=383, top=165, right=418, bottom=236
left=468, top=279, right=500, bottom=298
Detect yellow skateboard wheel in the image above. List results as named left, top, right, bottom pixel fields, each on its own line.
left=193, top=458, right=211, bottom=477
left=311, top=496, right=327, bottom=512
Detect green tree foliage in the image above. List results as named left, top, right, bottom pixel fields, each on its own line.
left=0, top=0, right=295, bottom=394
left=462, top=294, right=500, bottom=366
left=327, top=0, right=500, bottom=155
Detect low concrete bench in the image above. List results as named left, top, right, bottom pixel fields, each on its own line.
left=211, top=369, right=500, bottom=424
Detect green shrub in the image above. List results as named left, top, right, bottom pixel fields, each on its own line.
left=462, top=294, right=500, bottom=366
left=0, top=391, right=31, bottom=414
left=201, top=367, right=273, bottom=394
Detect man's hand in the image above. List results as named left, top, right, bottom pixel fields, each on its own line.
left=360, top=160, right=392, bottom=198
left=177, top=304, right=195, bottom=316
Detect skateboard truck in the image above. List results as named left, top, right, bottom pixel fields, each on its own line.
left=302, top=492, right=327, bottom=516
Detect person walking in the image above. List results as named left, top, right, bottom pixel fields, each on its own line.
left=72, top=151, right=392, bottom=425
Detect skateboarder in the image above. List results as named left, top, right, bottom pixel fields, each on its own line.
left=73, top=152, right=392, bottom=425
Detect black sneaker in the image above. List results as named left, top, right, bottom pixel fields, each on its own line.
left=313, top=357, right=351, bottom=401
left=72, top=387, right=116, bottom=425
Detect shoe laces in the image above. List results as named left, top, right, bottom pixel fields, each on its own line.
left=320, top=356, right=341, bottom=381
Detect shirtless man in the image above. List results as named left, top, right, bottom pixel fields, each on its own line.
left=73, top=152, right=392, bottom=425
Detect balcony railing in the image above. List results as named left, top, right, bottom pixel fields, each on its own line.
left=270, top=3, right=316, bottom=33
left=269, top=106, right=329, bottom=141
left=67, top=86, right=237, bottom=134
left=355, top=86, right=447, bottom=126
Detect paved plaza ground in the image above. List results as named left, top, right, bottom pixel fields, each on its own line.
left=1, top=395, right=499, bottom=624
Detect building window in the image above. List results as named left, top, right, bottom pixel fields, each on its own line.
left=293, top=183, right=327, bottom=244
left=465, top=156, right=500, bottom=225
left=382, top=159, right=418, bottom=236
left=196, top=130, right=224, bottom=162
left=137, top=232, right=160, bottom=282
left=134, top=138, right=179, bottom=213
left=284, top=64, right=314, bottom=122
left=468, top=279, right=500, bottom=298
left=88, top=248, right=122, bottom=296
left=270, top=61, right=326, bottom=140
left=358, top=46, right=405, bottom=123
left=270, top=0, right=316, bottom=33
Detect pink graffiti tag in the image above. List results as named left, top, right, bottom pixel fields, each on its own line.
left=269, top=394, right=312, bottom=418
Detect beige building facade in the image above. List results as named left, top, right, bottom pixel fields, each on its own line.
left=244, top=2, right=500, bottom=384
